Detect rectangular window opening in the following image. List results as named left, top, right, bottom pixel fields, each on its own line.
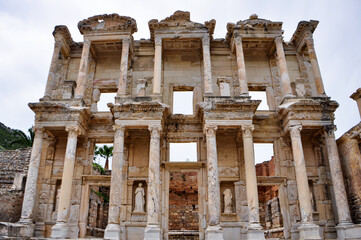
left=97, top=92, right=116, bottom=112
left=173, top=91, right=193, bottom=115
left=169, top=142, right=197, bottom=162
left=94, top=143, right=114, bottom=171
left=249, top=91, right=269, bottom=110
left=254, top=143, right=274, bottom=164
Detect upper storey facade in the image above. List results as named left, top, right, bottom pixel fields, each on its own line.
left=41, top=11, right=325, bottom=113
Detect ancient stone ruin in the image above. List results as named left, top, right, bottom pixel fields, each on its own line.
left=1, top=10, right=361, bottom=240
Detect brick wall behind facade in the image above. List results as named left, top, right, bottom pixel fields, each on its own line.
left=0, top=148, right=31, bottom=222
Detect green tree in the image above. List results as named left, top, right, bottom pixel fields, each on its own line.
left=9, top=127, right=34, bottom=148
left=94, top=145, right=113, bottom=170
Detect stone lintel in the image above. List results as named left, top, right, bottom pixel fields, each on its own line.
left=204, top=119, right=252, bottom=127
left=114, top=119, right=162, bottom=128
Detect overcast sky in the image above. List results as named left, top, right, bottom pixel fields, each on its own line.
left=0, top=0, right=360, bottom=140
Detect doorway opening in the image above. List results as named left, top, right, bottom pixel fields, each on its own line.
left=168, top=172, right=199, bottom=238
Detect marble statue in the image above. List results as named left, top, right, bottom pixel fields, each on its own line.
left=133, top=183, right=145, bottom=213
left=223, top=188, right=233, bottom=213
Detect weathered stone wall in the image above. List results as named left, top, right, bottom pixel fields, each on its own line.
left=0, top=148, right=31, bottom=222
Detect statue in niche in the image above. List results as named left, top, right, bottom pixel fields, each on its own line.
left=133, top=183, right=145, bottom=213
left=223, top=188, right=233, bottom=213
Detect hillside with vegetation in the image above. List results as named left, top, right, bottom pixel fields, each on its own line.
left=0, top=122, right=33, bottom=150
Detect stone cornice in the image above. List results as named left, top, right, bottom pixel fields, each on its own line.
left=226, top=14, right=283, bottom=43
left=277, top=97, right=339, bottom=130
left=78, top=14, right=137, bottom=35
left=290, top=20, right=319, bottom=50
left=350, top=88, right=361, bottom=101
left=109, top=101, right=170, bottom=120
left=148, top=11, right=215, bottom=42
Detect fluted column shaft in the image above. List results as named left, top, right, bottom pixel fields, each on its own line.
left=324, top=125, right=352, bottom=224
left=275, top=37, right=293, bottom=97
left=234, top=36, right=249, bottom=95
left=204, top=124, right=221, bottom=225
left=305, top=34, right=325, bottom=95
left=55, top=126, right=80, bottom=223
left=153, top=37, right=162, bottom=95
left=202, top=35, right=213, bottom=95
left=19, top=127, right=44, bottom=222
left=75, top=39, right=91, bottom=98
left=117, top=38, right=130, bottom=96
left=147, top=125, right=162, bottom=225
left=289, top=125, right=314, bottom=223
left=44, top=42, right=62, bottom=99
left=242, top=125, right=261, bottom=226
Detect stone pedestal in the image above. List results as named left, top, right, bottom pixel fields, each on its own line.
left=205, top=225, right=224, bottom=240
left=247, top=225, right=266, bottom=240
left=144, top=224, right=162, bottom=240
left=335, top=223, right=361, bottom=240
left=104, top=223, right=123, bottom=240
left=298, top=223, right=322, bottom=240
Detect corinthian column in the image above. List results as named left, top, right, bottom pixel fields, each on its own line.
left=234, top=36, right=249, bottom=95
left=117, top=38, right=130, bottom=96
left=153, top=37, right=162, bottom=96
left=74, top=39, right=91, bottom=99
left=202, top=35, right=213, bottom=95
left=275, top=37, right=293, bottom=97
left=289, top=125, right=321, bottom=239
left=304, top=33, right=325, bottom=95
left=18, top=127, right=44, bottom=236
left=144, top=125, right=162, bottom=240
left=324, top=125, right=352, bottom=224
left=204, top=124, right=223, bottom=240
left=44, top=42, right=62, bottom=100
left=104, top=125, right=126, bottom=239
left=51, top=126, right=80, bottom=239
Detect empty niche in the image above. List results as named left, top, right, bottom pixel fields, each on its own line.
left=173, top=91, right=193, bottom=115
left=169, top=142, right=197, bottom=162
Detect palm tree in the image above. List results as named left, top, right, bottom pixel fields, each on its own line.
left=94, top=145, right=113, bottom=170
left=9, top=127, right=34, bottom=148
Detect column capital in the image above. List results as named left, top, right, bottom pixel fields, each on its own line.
left=122, top=37, right=130, bottom=45
left=65, top=126, right=81, bottom=137
left=204, top=124, right=217, bottom=137
left=149, top=125, right=162, bottom=137
left=324, top=125, right=337, bottom=137
left=234, top=35, right=242, bottom=45
left=274, top=36, right=283, bottom=44
left=304, top=32, right=314, bottom=47
left=32, top=126, right=45, bottom=135
left=241, top=125, right=254, bottom=138
left=202, top=34, right=210, bottom=46
left=154, top=36, right=162, bottom=46
left=83, top=39, right=91, bottom=47
left=113, top=124, right=126, bottom=135
left=289, top=125, right=302, bottom=137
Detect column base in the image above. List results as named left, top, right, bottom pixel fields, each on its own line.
left=104, top=223, right=123, bottom=240
left=13, top=218, right=35, bottom=237
left=335, top=222, right=361, bottom=240
left=247, top=223, right=265, bottom=240
left=205, top=225, right=224, bottom=240
left=298, top=222, right=321, bottom=240
left=50, top=222, right=69, bottom=239
left=144, top=224, right=162, bottom=240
